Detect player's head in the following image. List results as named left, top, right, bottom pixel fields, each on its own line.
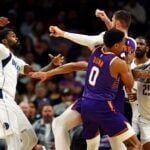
left=135, top=36, right=149, bottom=59
left=119, top=37, right=137, bottom=63
left=112, top=10, right=131, bottom=30
left=104, top=29, right=125, bottom=55
left=0, top=27, right=20, bottom=51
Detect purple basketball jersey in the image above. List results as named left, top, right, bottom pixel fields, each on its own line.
left=82, top=47, right=120, bottom=101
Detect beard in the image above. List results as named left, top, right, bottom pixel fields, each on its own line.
left=135, top=49, right=146, bottom=58
left=9, top=40, right=22, bottom=51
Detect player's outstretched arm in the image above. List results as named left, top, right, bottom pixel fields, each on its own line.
left=49, top=26, right=104, bottom=50
left=40, top=54, right=64, bottom=72
left=30, top=61, right=88, bottom=82
left=95, top=9, right=113, bottom=29
left=24, top=54, right=64, bottom=75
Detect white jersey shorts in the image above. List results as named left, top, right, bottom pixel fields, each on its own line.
left=0, top=94, right=33, bottom=138
left=139, top=116, right=150, bottom=144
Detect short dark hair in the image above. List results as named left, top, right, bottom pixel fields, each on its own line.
left=136, top=36, right=149, bottom=46
left=113, top=10, right=131, bottom=28
left=104, top=29, right=124, bottom=48
left=0, top=28, right=12, bottom=43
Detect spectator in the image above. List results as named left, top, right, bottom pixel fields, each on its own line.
left=33, top=104, right=55, bottom=150
left=53, top=88, right=73, bottom=116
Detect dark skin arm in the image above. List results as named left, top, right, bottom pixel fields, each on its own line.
left=29, top=61, right=88, bottom=82
left=132, top=69, right=150, bottom=79
left=23, top=54, right=64, bottom=75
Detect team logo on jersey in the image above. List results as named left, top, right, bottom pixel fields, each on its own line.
left=12, top=59, right=20, bottom=71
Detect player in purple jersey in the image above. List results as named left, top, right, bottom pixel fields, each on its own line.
left=80, top=29, right=140, bottom=149
left=30, top=29, right=140, bottom=150
left=30, top=10, right=137, bottom=150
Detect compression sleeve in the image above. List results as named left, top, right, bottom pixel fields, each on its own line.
left=64, top=32, right=105, bottom=50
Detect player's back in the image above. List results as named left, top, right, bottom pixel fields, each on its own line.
left=83, top=47, right=120, bottom=101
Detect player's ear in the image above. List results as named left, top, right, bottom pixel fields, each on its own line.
left=114, top=43, right=118, bottom=49
left=146, top=46, right=149, bottom=53
left=115, top=21, right=121, bottom=28
left=1, top=39, right=7, bottom=45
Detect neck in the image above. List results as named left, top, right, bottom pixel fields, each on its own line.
left=118, top=28, right=128, bottom=37
left=4, top=44, right=14, bottom=53
left=135, top=56, right=149, bottom=65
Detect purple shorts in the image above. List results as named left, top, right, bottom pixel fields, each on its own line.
left=81, top=97, right=128, bottom=139
left=71, top=98, right=82, bottom=113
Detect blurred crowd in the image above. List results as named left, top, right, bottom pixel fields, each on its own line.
left=0, top=0, right=150, bottom=150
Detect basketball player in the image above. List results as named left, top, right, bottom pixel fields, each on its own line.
left=30, top=33, right=137, bottom=150
left=0, top=27, right=63, bottom=150
left=30, top=30, right=141, bottom=149
left=130, top=36, right=150, bottom=150
left=48, top=10, right=136, bottom=150
left=79, top=28, right=140, bottom=150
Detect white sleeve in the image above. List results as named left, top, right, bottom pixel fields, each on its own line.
left=0, top=44, right=10, bottom=59
left=64, top=31, right=105, bottom=50
left=14, top=56, right=28, bottom=74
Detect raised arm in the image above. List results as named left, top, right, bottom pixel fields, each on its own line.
left=49, top=26, right=104, bottom=51
left=30, top=61, right=88, bottom=82
left=95, top=9, right=113, bottom=30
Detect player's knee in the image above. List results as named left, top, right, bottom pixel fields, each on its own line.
left=52, top=117, right=66, bottom=132
left=21, top=129, right=38, bottom=149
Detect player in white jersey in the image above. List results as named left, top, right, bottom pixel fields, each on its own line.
left=130, top=37, right=149, bottom=135
left=130, top=36, right=150, bottom=150
left=49, top=10, right=136, bottom=150
left=0, top=27, right=64, bottom=150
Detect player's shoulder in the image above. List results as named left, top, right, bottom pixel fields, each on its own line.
left=111, top=56, right=126, bottom=68
left=0, top=43, right=7, bottom=50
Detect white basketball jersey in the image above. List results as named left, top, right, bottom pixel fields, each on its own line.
left=136, top=59, right=150, bottom=120
left=130, top=60, right=139, bottom=119
left=0, top=44, right=27, bottom=99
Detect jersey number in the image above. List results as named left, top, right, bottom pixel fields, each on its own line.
left=143, top=84, right=150, bottom=96
left=89, top=66, right=99, bottom=86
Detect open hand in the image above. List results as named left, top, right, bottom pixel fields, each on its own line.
left=49, top=54, right=64, bottom=66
